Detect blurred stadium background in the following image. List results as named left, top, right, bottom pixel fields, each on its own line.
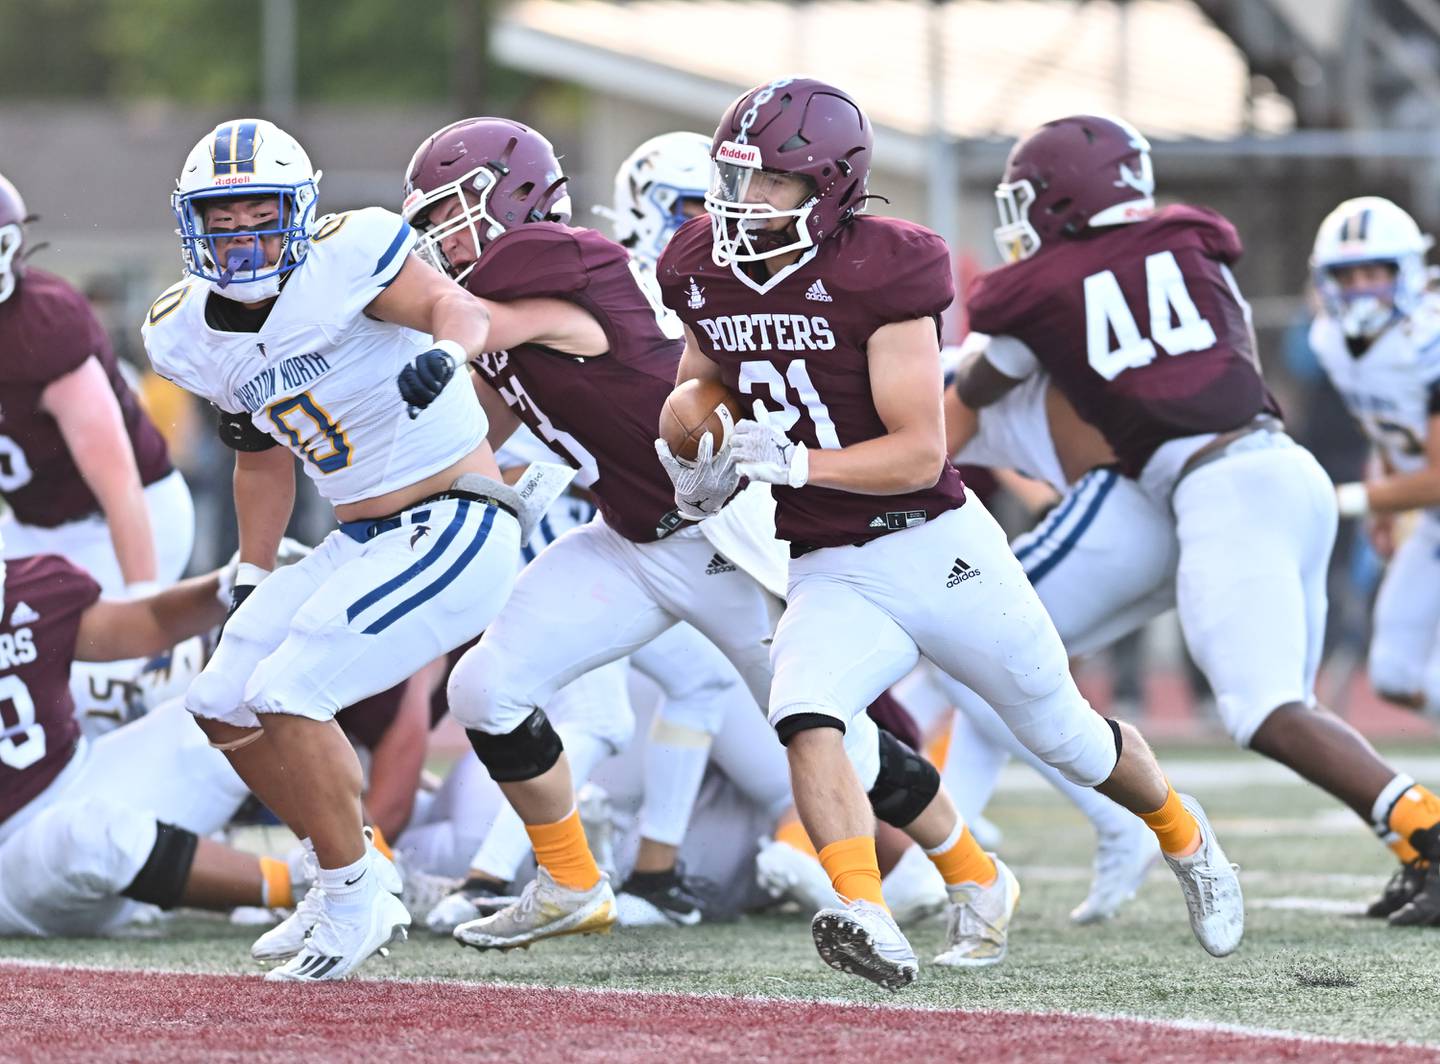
left=1, top=0, right=1434, bottom=745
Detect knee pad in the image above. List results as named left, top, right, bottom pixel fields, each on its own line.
left=467, top=708, right=564, bottom=783
left=866, top=730, right=941, bottom=828
left=120, top=821, right=199, bottom=910
left=185, top=670, right=260, bottom=730
left=446, top=642, right=513, bottom=731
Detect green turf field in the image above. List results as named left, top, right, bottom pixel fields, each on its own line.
left=6, top=746, right=1438, bottom=1046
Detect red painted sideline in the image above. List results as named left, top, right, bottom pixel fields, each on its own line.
left=0, top=965, right=1428, bottom=1064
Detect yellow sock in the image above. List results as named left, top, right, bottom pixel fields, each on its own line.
left=1389, top=837, right=1422, bottom=864
left=1388, top=785, right=1440, bottom=855
left=817, top=835, right=887, bottom=909
left=1138, top=785, right=1201, bottom=857
left=925, top=824, right=996, bottom=888
left=924, top=710, right=953, bottom=773
left=259, top=856, right=294, bottom=909
left=525, top=808, right=601, bottom=891
left=775, top=814, right=818, bottom=859
left=368, top=824, right=394, bottom=862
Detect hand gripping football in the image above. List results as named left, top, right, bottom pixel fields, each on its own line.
left=658, top=378, right=745, bottom=461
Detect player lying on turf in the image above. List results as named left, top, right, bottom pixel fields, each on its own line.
left=0, top=549, right=311, bottom=936
left=952, top=113, right=1440, bottom=928
left=657, top=77, right=1243, bottom=988
left=142, top=118, right=540, bottom=982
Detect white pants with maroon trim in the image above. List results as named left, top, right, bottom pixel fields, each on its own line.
left=0, top=469, right=194, bottom=595
left=770, top=498, right=1119, bottom=791
left=0, top=699, right=247, bottom=936
left=188, top=497, right=520, bottom=728
left=448, top=514, right=782, bottom=737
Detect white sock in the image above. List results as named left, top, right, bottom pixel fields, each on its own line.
left=638, top=717, right=713, bottom=847
left=319, top=852, right=372, bottom=915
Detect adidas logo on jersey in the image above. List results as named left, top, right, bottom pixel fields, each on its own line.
left=945, top=557, right=980, bottom=588
left=805, top=279, right=833, bottom=303
left=704, top=552, right=737, bottom=575
left=8, top=601, right=39, bottom=626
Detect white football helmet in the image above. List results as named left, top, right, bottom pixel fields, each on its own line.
left=1311, top=196, right=1433, bottom=342
left=172, top=118, right=322, bottom=303
left=602, top=132, right=712, bottom=271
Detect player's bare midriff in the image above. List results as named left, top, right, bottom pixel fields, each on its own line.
left=333, top=444, right=503, bottom=522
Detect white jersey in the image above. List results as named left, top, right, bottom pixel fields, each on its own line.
left=950, top=347, right=1068, bottom=493
left=1311, top=295, right=1440, bottom=495
left=142, top=207, right=485, bottom=506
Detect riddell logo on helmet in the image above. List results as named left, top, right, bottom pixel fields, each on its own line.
left=716, top=141, right=762, bottom=169
left=213, top=174, right=254, bottom=186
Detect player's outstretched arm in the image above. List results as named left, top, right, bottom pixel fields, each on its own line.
left=42, top=356, right=158, bottom=590
left=367, top=253, right=491, bottom=357
left=73, top=571, right=228, bottom=662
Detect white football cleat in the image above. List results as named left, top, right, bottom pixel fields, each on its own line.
left=454, top=868, right=616, bottom=951
left=265, top=889, right=411, bottom=982
left=811, top=899, right=918, bottom=991
left=1070, top=817, right=1162, bottom=925
left=425, top=880, right=517, bottom=935
left=881, top=843, right=948, bottom=927
left=1163, top=794, right=1244, bottom=957
left=251, top=846, right=322, bottom=963
left=934, top=856, right=1020, bottom=968
left=365, top=827, right=404, bottom=895
left=755, top=837, right=838, bottom=913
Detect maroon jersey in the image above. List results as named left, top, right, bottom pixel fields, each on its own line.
left=465, top=224, right=687, bottom=543
left=967, top=205, right=1280, bottom=476
left=0, top=269, right=172, bottom=526
left=660, top=215, right=966, bottom=549
left=0, top=555, right=102, bottom=825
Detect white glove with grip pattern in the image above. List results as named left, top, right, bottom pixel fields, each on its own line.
left=733, top=400, right=809, bottom=488
left=655, top=430, right=740, bottom=519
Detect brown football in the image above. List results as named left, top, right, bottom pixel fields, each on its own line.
left=659, top=378, right=745, bottom=461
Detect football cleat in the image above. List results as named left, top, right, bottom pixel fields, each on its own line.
left=454, top=867, right=616, bottom=951
left=251, top=845, right=322, bottom=963
left=265, top=889, right=410, bottom=982
left=934, top=856, right=1020, bottom=968
left=1386, top=861, right=1440, bottom=926
left=1369, top=860, right=1428, bottom=919
left=425, top=876, right=516, bottom=934
left=755, top=836, right=838, bottom=913
left=1070, top=817, right=1162, bottom=925
left=615, top=867, right=710, bottom=927
left=1162, top=794, right=1244, bottom=957
left=881, top=843, right=948, bottom=927
left=396, top=862, right=462, bottom=925
left=811, top=899, right=918, bottom=991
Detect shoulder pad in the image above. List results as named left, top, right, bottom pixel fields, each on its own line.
left=467, top=224, right=615, bottom=302
left=303, top=206, right=416, bottom=290
left=842, top=218, right=953, bottom=324
left=145, top=279, right=199, bottom=329
left=1151, top=205, right=1244, bottom=263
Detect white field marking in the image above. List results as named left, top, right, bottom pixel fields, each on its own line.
left=1021, top=865, right=1380, bottom=889
left=1250, top=896, right=1366, bottom=914
left=1, top=956, right=1434, bottom=1052
left=1211, top=809, right=1369, bottom=836
left=996, top=756, right=1440, bottom=792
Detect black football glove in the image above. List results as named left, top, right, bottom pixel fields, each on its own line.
left=398, top=346, right=459, bottom=419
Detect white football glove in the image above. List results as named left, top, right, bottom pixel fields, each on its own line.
left=654, top=430, right=741, bottom=520
left=733, top=400, right=809, bottom=488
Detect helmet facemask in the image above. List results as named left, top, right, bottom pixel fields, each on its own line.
left=993, top=179, right=1040, bottom=263
left=174, top=183, right=317, bottom=302
left=705, top=152, right=817, bottom=267
left=404, top=166, right=509, bottom=284
left=1317, top=259, right=1411, bottom=342
left=0, top=221, right=22, bottom=303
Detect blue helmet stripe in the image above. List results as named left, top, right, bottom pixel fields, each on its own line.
left=213, top=124, right=235, bottom=175
left=234, top=121, right=258, bottom=174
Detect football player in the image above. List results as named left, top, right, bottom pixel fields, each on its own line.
left=954, top=114, right=1440, bottom=928
left=141, top=118, right=532, bottom=981
left=1308, top=197, right=1440, bottom=922
left=0, top=546, right=302, bottom=936
left=0, top=172, right=193, bottom=595
left=658, top=78, right=1240, bottom=990
left=397, top=116, right=792, bottom=952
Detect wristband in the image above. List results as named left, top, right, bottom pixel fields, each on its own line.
left=788, top=442, right=811, bottom=489
left=431, top=339, right=467, bottom=366
left=1336, top=481, right=1370, bottom=519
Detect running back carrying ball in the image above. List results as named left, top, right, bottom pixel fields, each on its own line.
left=659, top=378, right=743, bottom=461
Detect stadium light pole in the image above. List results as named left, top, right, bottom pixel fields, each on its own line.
left=261, top=0, right=298, bottom=123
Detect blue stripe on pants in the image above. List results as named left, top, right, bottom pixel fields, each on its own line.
left=362, top=504, right=497, bottom=634
left=1024, top=471, right=1118, bottom=585
left=1014, top=476, right=1092, bottom=563
left=346, top=500, right=470, bottom=624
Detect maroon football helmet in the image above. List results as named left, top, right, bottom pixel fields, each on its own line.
left=993, top=115, right=1155, bottom=262
left=402, top=117, right=572, bottom=281
left=0, top=171, right=29, bottom=303
left=706, top=76, right=872, bottom=266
